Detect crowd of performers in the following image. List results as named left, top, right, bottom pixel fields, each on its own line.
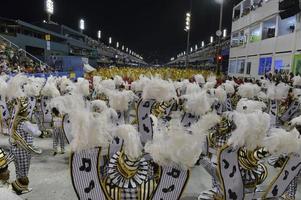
left=0, top=72, right=300, bottom=199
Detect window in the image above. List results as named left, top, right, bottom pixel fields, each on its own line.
left=278, top=16, right=296, bottom=36
left=242, top=0, right=251, bottom=17
left=249, top=25, right=261, bottom=43
left=237, top=59, right=245, bottom=74
left=275, top=60, right=284, bottom=71
left=246, top=62, right=252, bottom=74
left=231, top=30, right=245, bottom=47
left=229, top=60, right=237, bottom=73
left=233, top=5, right=241, bottom=21
left=258, top=57, right=272, bottom=75
left=262, top=17, right=276, bottom=40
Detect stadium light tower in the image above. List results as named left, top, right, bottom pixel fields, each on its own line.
left=184, top=11, right=191, bottom=68
left=109, top=37, right=112, bottom=45
left=45, top=0, right=54, bottom=23
left=79, top=19, right=85, bottom=33
left=97, top=30, right=101, bottom=41
left=201, top=41, right=205, bottom=48
left=210, top=36, right=214, bottom=43
left=122, top=45, right=125, bottom=51
left=116, top=42, right=119, bottom=48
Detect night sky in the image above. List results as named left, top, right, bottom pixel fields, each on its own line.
left=1, top=0, right=241, bottom=63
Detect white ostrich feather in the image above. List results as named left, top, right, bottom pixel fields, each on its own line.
left=185, top=82, right=202, bottom=95
left=206, top=75, right=216, bottom=83
left=237, top=83, right=260, bottom=99
left=183, top=91, right=214, bottom=116
left=0, top=78, right=8, bottom=98
left=75, top=78, right=90, bottom=96
left=108, top=90, right=136, bottom=111
left=257, top=91, right=268, bottom=100
left=267, top=82, right=289, bottom=100
left=90, top=100, right=108, bottom=113
left=263, top=128, right=301, bottom=155
left=293, top=76, right=301, bottom=87
left=145, top=118, right=205, bottom=169
left=214, top=87, right=227, bottom=103
left=228, top=111, right=270, bottom=150
left=93, top=76, right=102, bottom=89
left=49, top=94, right=85, bottom=115
left=70, top=107, right=113, bottom=152
left=114, top=75, right=124, bottom=86
left=203, top=81, right=216, bottom=90
left=131, top=76, right=151, bottom=92
left=24, top=77, right=45, bottom=97
left=142, top=77, right=177, bottom=102
left=6, top=74, right=28, bottom=99
left=194, top=74, right=205, bottom=84
left=41, top=76, right=60, bottom=97
left=290, top=115, right=301, bottom=126
left=222, top=82, right=235, bottom=95
left=114, top=125, right=143, bottom=160
left=190, top=112, right=221, bottom=136
left=236, top=99, right=266, bottom=113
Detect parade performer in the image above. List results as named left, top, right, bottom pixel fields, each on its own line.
left=51, top=107, right=65, bottom=156
left=10, top=97, right=42, bottom=195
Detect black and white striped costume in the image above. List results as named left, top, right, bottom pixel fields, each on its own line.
left=11, top=121, right=33, bottom=179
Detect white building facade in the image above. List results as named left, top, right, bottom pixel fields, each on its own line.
left=228, top=0, right=301, bottom=78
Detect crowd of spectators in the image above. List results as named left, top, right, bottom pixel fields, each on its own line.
left=0, top=41, right=55, bottom=75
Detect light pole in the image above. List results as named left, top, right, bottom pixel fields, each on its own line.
left=45, top=0, right=54, bottom=23
left=97, top=30, right=101, bottom=42
left=184, top=11, right=191, bottom=68
left=79, top=19, right=85, bottom=33
left=216, top=0, right=224, bottom=75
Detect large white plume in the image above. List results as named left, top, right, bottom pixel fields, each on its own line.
left=194, top=74, right=205, bottom=84
left=292, top=76, right=301, bottom=87
left=75, top=78, right=90, bottom=96
left=183, top=91, right=214, bottom=116
left=263, top=128, right=301, bottom=155
left=131, top=75, right=151, bottom=92
left=145, top=118, right=204, bottom=169
left=236, top=99, right=266, bottom=113
left=267, top=82, right=289, bottom=100
left=228, top=111, right=270, bottom=150
left=24, top=77, right=45, bottom=97
left=237, top=83, right=260, bottom=99
left=142, top=77, right=177, bottom=102
left=41, top=76, right=60, bottom=98
left=6, top=74, right=28, bottom=99
left=114, top=125, right=143, bottom=160
left=108, top=90, right=136, bottom=111
left=190, top=112, right=221, bottom=136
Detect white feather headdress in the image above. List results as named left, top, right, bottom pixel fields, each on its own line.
left=75, top=78, right=90, bottom=96
left=6, top=74, right=28, bottom=99
left=292, top=76, right=301, bottom=87
left=108, top=90, right=136, bottom=111
left=228, top=111, right=270, bottom=150
left=194, top=74, right=205, bottom=84
left=145, top=118, right=205, bottom=169
left=237, top=83, right=260, bottom=99
left=24, top=77, right=45, bottom=97
left=41, top=76, right=60, bottom=98
left=114, top=75, right=124, bottom=86
left=236, top=98, right=266, bottom=113
left=131, top=76, right=151, bottom=92
left=267, top=82, right=289, bottom=100
left=263, top=128, right=301, bottom=155
left=183, top=91, right=214, bottom=116
left=114, top=125, right=143, bottom=160
left=142, top=77, right=177, bottom=102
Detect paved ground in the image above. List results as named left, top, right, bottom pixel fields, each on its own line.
left=0, top=134, right=300, bottom=200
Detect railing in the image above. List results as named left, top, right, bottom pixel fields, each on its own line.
left=0, top=34, right=50, bottom=68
